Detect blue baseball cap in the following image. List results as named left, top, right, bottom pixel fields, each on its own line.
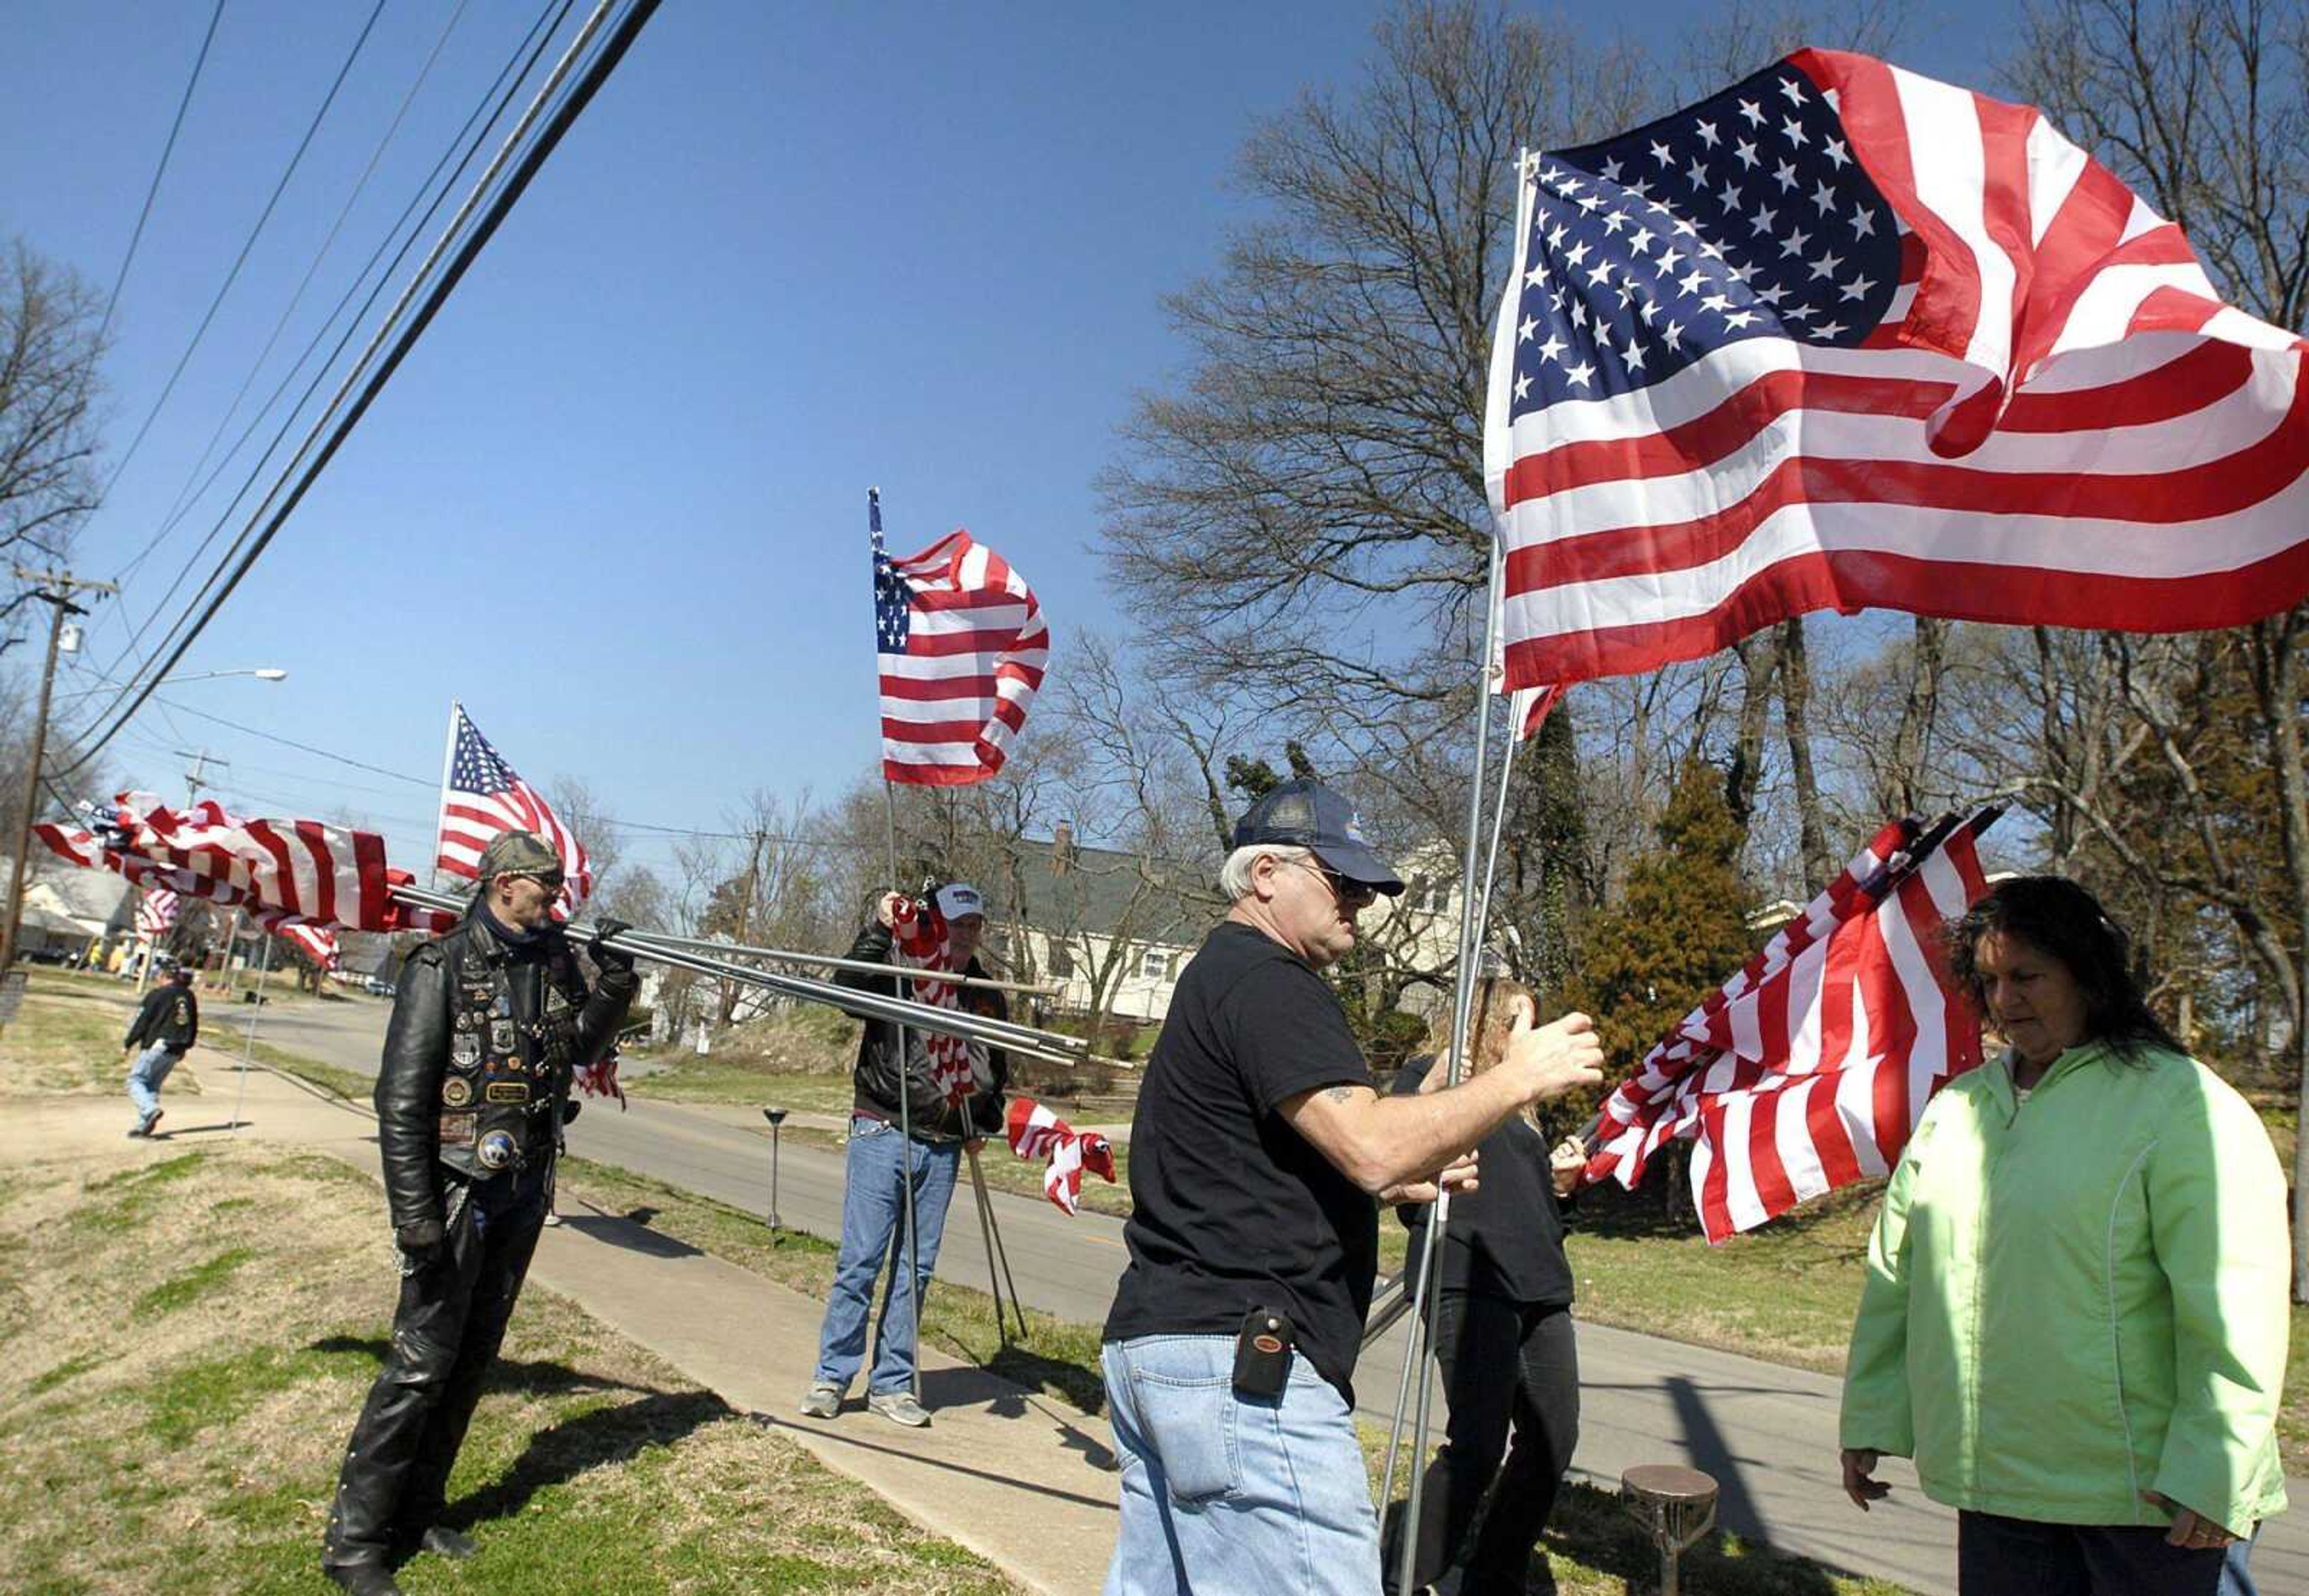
left=1232, top=777, right=1403, bottom=896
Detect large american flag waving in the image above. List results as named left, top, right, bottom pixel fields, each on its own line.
left=873, top=491, right=1049, bottom=787
left=1586, top=809, right=1995, bottom=1242
left=1486, top=49, right=2309, bottom=689
left=435, top=702, right=593, bottom=915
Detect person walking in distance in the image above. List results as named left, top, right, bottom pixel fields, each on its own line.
left=123, top=963, right=198, bottom=1137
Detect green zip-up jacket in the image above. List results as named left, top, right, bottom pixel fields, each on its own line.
left=1840, top=1041, right=2289, bottom=1538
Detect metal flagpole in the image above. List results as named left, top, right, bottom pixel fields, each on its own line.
left=873, top=486, right=929, bottom=1405
left=228, top=925, right=274, bottom=1135
left=429, top=701, right=459, bottom=889
left=882, top=778, right=928, bottom=1403
left=1386, top=145, right=1540, bottom=1595
left=1386, top=535, right=1512, bottom=1596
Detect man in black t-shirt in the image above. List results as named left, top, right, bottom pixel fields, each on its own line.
left=1099, top=778, right=1605, bottom=1596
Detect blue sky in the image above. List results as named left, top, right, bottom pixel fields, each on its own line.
left=4, top=1, right=2007, bottom=880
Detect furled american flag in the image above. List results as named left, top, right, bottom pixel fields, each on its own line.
left=890, top=895, right=978, bottom=1109
left=872, top=490, right=1049, bottom=787
left=1485, top=49, right=2309, bottom=689
left=136, top=888, right=179, bottom=939
left=259, top=912, right=340, bottom=971
left=435, top=703, right=593, bottom=914
left=81, top=797, right=455, bottom=936
left=1586, top=808, right=1995, bottom=1242
left=1004, top=1096, right=1117, bottom=1216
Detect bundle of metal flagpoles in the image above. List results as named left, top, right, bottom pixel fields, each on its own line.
left=386, top=883, right=1096, bottom=1069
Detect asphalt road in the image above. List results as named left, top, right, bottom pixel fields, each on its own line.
left=235, top=995, right=2308, bottom=1595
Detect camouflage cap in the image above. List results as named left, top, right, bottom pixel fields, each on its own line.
left=476, top=829, right=563, bottom=883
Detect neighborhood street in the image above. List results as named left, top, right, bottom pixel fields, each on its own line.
left=235, top=993, right=2309, bottom=1596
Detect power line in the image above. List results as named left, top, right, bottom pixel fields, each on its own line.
left=96, top=0, right=575, bottom=676
left=80, top=0, right=608, bottom=731
left=96, top=0, right=226, bottom=349
left=97, top=0, right=388, bottom=503
left=134, top=0, right=477, bottom=576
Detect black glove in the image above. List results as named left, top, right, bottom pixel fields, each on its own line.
left=394, top=1217, right=446, bottom=1265
left=589, top=917, right=636, bottom=977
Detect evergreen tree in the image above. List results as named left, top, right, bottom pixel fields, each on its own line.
left=1563, top=758, right=1756, bottom=1089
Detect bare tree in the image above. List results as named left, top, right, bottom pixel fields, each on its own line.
left=0, top=238, right=104, bottom=583
left=2009, top=0, right=2309, bottom=1297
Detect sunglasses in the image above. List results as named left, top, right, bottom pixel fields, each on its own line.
left=1292, top=855, right=1376, bottom=909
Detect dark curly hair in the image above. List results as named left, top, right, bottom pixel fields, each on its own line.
left=1945, top=876, right=2180, bottom=1061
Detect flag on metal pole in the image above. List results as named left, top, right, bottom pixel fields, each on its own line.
left=1586, top=808, right=1997, bottom=1241
left=435, top=703, right=594, bottom=913
left=873, top=507, right=1049, bottom=787
left=1004, top=1096, right=1117, bottom=1215
left=136, top=887, right=179, bottom=939
left=38, top=802, right=455, bottom=936
left=1484, top=49, right=2309, bottom=690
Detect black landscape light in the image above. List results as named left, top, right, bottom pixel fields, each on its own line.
left=761, top=1107, right=787, bottom=1238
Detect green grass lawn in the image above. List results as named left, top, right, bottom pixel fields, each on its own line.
left=0, top=967, right=168, bottom=1096
left=0, top=1141, right=1021, bottom=1595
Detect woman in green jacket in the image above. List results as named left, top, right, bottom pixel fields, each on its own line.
left=1838, top=877, right=2289, bottom=1594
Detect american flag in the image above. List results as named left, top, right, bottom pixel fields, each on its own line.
left=1004, top=1096, right=1117, bottom=1216
left=136, top=888, right=179, bottom=939
left=890, top=895, right=978, bottom=1109
left=872, top=490, right=1049, bottom=787
left=257, top=911, right=340, bottom=971
left=1586, top=808, right=1995, bottom=1242
left=63, top=797, right=456, bottom=937
left=1486, top=49, right=2309, bottom=690
left=435, top=703, right=593, bottom=914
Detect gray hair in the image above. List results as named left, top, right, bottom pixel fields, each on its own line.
left=1220, top=843, right=1312, bottom=901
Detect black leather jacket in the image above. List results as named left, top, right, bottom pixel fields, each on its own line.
left=375, top=907, right=636, bottom=1231
left=836, top=919, right=1007, bottom=1142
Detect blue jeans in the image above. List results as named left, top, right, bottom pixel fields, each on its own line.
left=1102, top=1334, right=1381, bottom=1596
left=126, top=1043, right=181, bottom=1120
left=2222, top=1527, right=2260, bottom=1596
left=812, top=1115, right=960, bottom=1395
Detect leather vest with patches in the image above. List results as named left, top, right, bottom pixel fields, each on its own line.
left=434, top=929, right=590, bottom=1179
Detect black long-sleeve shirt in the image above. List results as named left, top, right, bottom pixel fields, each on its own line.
left=1391, top=1054, right=1575, bottom=1306
left=124, top=982, right=199, bottom=1054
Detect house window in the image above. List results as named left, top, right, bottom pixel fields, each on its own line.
left=1139, top=948, right=1173, bottom=982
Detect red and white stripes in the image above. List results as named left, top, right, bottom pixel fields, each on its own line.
left=1587, top=810, right=1995, bottom=1242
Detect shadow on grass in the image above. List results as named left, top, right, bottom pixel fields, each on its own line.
left=980, top=1344, right=1108, bottom=1417
left=557, top=1209, right=703, bottom=1259
left=306, top=1336, right=663, bottom=1402
left=449, top=1387, right=734, bottom=1527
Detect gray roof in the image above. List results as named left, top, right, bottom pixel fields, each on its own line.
left=1, top=853, right=133, bottom=933
left=1002, top=838, right=1216, bottom=948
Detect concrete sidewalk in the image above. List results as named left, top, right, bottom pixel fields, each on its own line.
left=4, top=1051, right=1124, bottom=1596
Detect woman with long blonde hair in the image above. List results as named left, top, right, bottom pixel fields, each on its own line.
left=1389, top=976, right=1589, bottom=1595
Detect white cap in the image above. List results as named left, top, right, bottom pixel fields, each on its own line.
left=935, top=882, right=986, bottom=921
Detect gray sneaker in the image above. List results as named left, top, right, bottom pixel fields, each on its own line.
left=866, top=1390, right=930, bottom=1428
left=797, top=1382, right=842, bottom=1419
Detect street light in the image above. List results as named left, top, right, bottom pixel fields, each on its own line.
left=51, top=667, right=289, bottom=701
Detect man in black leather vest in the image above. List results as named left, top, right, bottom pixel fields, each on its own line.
left=320, top=830, right=637, bottom=1595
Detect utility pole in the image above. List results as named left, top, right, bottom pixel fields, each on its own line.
left=1, top=568, right=118, bottom=987
left=177, top=748, right=228, bottom=805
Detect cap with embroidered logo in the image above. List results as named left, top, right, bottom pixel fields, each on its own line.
left=1232, top=778, right=1403, bottom=895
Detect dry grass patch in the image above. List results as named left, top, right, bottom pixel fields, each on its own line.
left=0, top=969, right=189, bottom=1097
left=0, top=1139, right=1020, bottom=1595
